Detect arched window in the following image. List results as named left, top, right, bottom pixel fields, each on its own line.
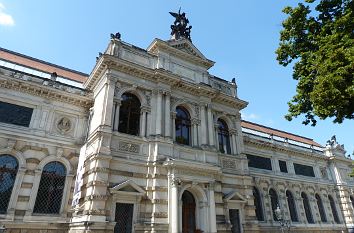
left=315, top=194, right=327, bottom=222
left=175, top=106, right=191, bottom=145
left=328, top=195, right=340, bottom=224
left=33, top=161, right=66, bottom=214
left=253, top=187, right=264, bottom=221
left=118, top=93, right=141, bottom=136
left=217, top=119, right=231, bottom=154
left=269, top=188, right=279, bottom=221
left=286, top=190, right=298, bottom=222
left=0, top=154, right=18, bottom=214
left=301, top=192, right=314, bottom=223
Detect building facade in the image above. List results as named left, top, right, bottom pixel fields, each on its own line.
left=0, top=28, right=353, bottom=233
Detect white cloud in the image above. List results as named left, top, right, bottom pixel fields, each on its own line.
left=0, top=3, right=15, bottom=26
left=241, top=112, right=260, bottom=121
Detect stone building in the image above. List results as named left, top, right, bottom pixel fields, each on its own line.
left=0, top=16, right=353, bottom=233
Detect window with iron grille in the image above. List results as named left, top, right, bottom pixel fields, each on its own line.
left=294, top=163, right=315, bottom=177
left=286, top=190, right=298, bottom=222
left=315, top=193, right=327, bottom=222
left=0, top=101, right=33, bottom=127
left=279, top=160, right=288, bottom=173
left=33, top=161, right=66, bottom=214
left=253, top=187, right=264, bottom=221
left=328, top=195, right=340, bottom=224
left=269, top=189, right=279, bottom=221
left=247, top=154, right=272, bottom=170
left=114, top=203, right=134, bottom=233
left=301, top=192, right=314, bottom=223
left=0, top=154, right=18, bottom=214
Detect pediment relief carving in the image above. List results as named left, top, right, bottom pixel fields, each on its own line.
left=223, top=190, right=247, bottom=203
left=110, top=180, right=145, bottom=196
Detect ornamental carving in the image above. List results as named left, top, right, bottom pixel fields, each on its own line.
left=118, top=142, right=139, bottom=153
left=144, top=90, right=152, bottom=106
left=57, top=117, right=72, bottom=134
left=221, top=158, right=236, bottom=169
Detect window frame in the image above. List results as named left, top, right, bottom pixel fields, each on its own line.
left=269, top=188, right=279, bottom=221
left=286, top=190, right=298, bottom=222
left=24, top=156, right=73, bottom=221
left=33, top=161, right=67, bottom=215
left=279, top=160, right=288, bottom=173
left=328, top=195, right=340, bottom=224
left=217, top=118, right=231, bottom=154
left=315, top=193, right=327, bottom=223
left=301, top=192, right=314, bottom=224
left=175, top=106, right=191, bottom=146
left=117, top=93, right=141, bottom=136
left=0, top=154, right=19, bottom=214
left=0, top=100, right=34, bottom=128
left=253, top=187, right=264, bottom=221
left=247, top=154, right=272, bottom=171
left=293, top=163, right=315, bottom=177
left=0, top=151, right=26, bottom=221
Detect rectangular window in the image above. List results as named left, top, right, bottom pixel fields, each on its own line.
left=114, top=203, right=134, bottom=233
left=247, top=154, right=272, bottom=170
left=294, top=163, right=315, bottom=177
left=279, top=160, right=288, bottom=173
left=0, top=101, right=33, bottom=127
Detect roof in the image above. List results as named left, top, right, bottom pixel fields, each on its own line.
left=0, top=47, right=88, bottom=83
left=241, top=120, right=322, bottom=147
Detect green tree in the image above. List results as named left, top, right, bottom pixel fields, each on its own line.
left=276, top=0, right=354, bottom=126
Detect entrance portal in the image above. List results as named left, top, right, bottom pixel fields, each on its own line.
left=182, top=190, right=196, bottom=233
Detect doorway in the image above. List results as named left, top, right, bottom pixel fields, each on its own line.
left=182, top=190, right=196, bottom=233
left=229, top=209, right=241, bottom=233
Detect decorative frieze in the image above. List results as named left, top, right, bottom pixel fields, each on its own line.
left=221, top=158, right=237, bottom=169
left=118, top=141, right=139, bottom=153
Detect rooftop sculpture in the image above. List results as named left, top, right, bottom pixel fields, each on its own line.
left=169, top=8, right=192, bottom=41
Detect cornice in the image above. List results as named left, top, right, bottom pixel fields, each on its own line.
left=86, top=55, right=247, bottom=110
left=243, top=135, right=327, bottom=161
left=0, top=76, right=92, bottom=108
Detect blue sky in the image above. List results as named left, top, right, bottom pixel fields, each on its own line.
left=0, top=0, right=353, bottom=155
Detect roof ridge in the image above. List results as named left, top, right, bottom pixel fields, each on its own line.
left=0, top=47, right=89, bottom=77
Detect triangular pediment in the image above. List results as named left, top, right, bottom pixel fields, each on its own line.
left=110, top=180, right=145, bottom=196
left=223, top=191, right=247, bottom=203
left=167, top=39, right=206, bottom=59
left=147, top=38, right=215, bottom=69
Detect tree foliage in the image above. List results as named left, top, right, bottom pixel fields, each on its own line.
left=276, top=0, right=354, bottom=126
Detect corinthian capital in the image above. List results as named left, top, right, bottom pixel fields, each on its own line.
left=170, top=177, right=181, bottom=187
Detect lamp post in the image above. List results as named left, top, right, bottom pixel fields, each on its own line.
left=274, top=205, right=290, bottom=233
left=0, top=225, right=6, bottom=233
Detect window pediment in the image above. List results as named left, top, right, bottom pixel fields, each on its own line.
left=223, top=191, right=247, bottom=203
left=110, top=180, right=145, bottom=196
